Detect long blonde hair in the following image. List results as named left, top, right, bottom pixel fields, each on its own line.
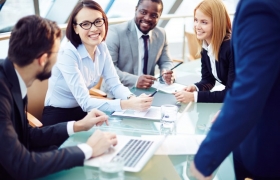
left=194, top=0, right=231, bottom=60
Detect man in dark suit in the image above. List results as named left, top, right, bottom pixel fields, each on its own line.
left=190, top=0, right=280, bottom=179
left=101, top=0, right=174, bottom=97
left=0, top=15, right=118, bottom=180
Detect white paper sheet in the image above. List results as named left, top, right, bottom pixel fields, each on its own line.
left=112, top=106, right=162, bottom=120
left=142, top=135, right=206, bottom=155
left=152, top=81, right=186, bottom=94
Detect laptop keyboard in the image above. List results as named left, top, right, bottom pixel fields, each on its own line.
left=112, top=139, right=154, bottom=168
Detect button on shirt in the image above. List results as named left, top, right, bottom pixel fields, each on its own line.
left=193, top=41, right=221, bottom=102
left=15, top=70, right=92, bottom=160
left=44, top=41, right=132, bottom=112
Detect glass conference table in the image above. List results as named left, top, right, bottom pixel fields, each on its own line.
left=38, top=103, right=235, bottom=180
left=38, top=61, right=235, bottom=180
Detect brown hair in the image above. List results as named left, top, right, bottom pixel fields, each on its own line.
left=8, top=15, right=61, bottom=67
left=66, top=0, right=108, bottom=48
left=194, top=0, right=231, bottom=60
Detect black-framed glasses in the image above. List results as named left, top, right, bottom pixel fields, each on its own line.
left=74, top=18, right=105, bottom=30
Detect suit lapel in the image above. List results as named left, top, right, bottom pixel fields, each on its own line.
left=127, top=20, right=139, bottom=75
left=147, top=29, right=158, bottom=74
left=3, top=59, right=26, bottom=127
left=215, top=60, right=222, bottom=83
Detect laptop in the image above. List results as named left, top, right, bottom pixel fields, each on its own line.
left=84, top=135, right=165, bottom=172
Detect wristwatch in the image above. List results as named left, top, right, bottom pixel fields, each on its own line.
left=127, top=94, right=135, bottom=99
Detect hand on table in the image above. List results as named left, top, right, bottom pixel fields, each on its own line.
left=174, top=90, right=194, bottom=103
left=86, top=129, right=117, bottom=157
left=74, top=109, right=109, bottom=132
left=183, top=85, right=197, bottom=92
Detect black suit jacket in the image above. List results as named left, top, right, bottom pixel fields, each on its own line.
left=195, top=40, right=235, bottom=102
left=0, top=59, right=84, bottom=180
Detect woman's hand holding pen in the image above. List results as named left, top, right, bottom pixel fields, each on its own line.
left=121, top=94, right=153, bottom=111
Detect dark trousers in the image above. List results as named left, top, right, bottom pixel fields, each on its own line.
left=42, top=106, right=87, bottom=126
left=233, top=149, right=280, bottom=180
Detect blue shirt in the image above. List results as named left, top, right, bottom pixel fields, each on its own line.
left=45, top=41, right=132, bottom=112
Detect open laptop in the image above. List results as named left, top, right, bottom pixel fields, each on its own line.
left=84, top=135, right=165, bottom=172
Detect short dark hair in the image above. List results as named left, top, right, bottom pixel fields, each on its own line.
left=66, top=0, right=108, bottom=48
left=136, top=0, right=163, bottom=14
left=8, top=15, right=61, bottom=67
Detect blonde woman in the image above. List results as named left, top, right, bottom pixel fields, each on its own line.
left=174, top=0, right=234, bottom=103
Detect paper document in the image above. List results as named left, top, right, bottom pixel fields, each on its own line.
left=112, top=106, right=162, bottom=120
left=152, top=81, right=185, bottom=94
left=142, top=135, right=206, bottom=155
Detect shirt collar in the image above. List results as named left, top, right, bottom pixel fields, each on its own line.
left=134, top=22, right=152, bottom=40
left=78, top=43, right=101, bottom=59
left=202, top=40, right=214, bottom=55
left=15, top=69, right=27, bottom=99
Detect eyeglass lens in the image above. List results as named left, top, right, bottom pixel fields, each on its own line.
left=80, top=19, right=104, bottom=30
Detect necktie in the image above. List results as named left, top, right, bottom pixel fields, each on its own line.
left=142, top=35, right=149, bottom=74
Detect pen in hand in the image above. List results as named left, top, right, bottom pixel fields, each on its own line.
left=157, top=62, right=183, bottom=79
left=149, top=89, right=158, bottom=97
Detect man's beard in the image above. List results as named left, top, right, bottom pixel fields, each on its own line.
left=36, top=60, right=51, bottom=81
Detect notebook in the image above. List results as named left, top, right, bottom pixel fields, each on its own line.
left=84, top=135, right=165, bottom=172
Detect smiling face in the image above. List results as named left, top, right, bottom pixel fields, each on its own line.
left=194, top=9, right=213, bottom=44
left=134, top=0, right=162, bottom=34
left=74, top=7, right=105, bottom=52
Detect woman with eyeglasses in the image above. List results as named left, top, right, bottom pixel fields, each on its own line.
left=174, top=0, right=235, bottom=103
left=42, top=0, right=153, bottom=126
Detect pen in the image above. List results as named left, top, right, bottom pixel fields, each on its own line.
left=157, top=62, right=183, bottom=79
left=149, top=89, right=158, bottom=97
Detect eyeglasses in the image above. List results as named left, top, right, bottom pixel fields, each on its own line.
left=74, top=18, right=105, bottom=30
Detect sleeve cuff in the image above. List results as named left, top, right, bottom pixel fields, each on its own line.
left=77, top=143, right=93, bottom=160
left=110, top=99, right=122, bottom=111
left=195, top=85, right=199, bottom=91
left=135, top=77, right=139, bottom=87
left=67, top=121, right=75, bottom=136
left=193, top=91, right=198, bottom=102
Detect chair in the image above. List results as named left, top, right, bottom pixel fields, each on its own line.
left=182, top=24, right=201, bottom=61
left=172, top=58, right=184, bottom=63
left=27, top=79, right=48, bottom=127
left=27, top=77, right=109, bottom=128
left=89, top=77, right=108, bottom=99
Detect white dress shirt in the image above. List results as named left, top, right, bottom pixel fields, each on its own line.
left=134, top=23, right=152, bottom=76
left=15, top=70, right=92, bottom=160
left=193, top=41, right=221, bottom=102
left=44, top=41, right=132, bottom=112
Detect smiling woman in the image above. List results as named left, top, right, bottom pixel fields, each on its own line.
left=41, top=0, right=154, bottom=126
left=174, top=0, right=235, bottom=103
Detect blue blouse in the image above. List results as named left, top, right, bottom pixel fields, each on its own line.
left=44, top=41, right=132, bottom=112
